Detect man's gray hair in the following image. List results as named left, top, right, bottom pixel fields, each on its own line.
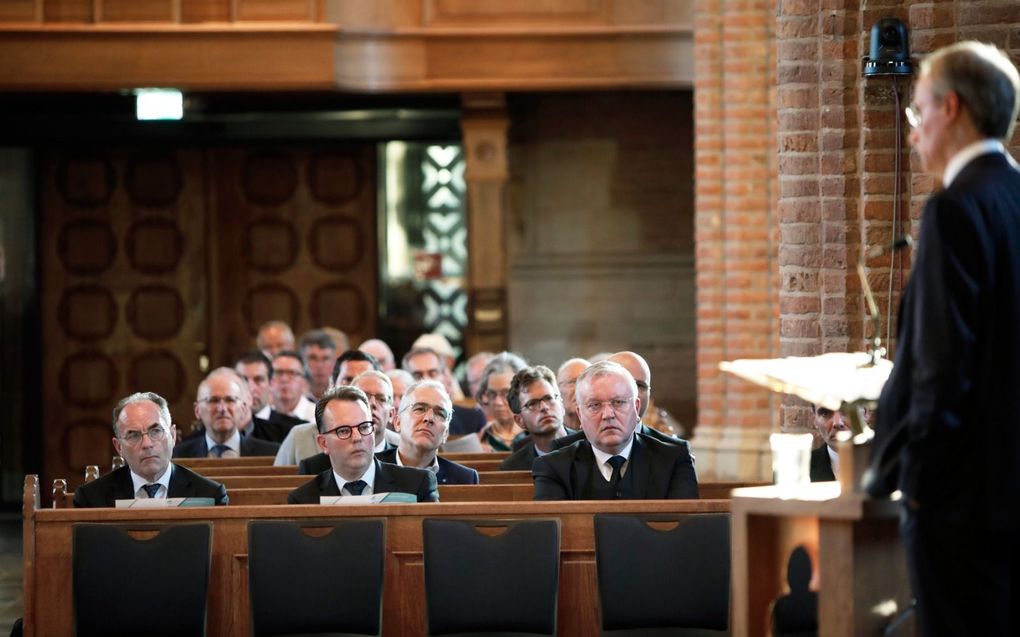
left=398, top=379, right=452, bottom=421
left=922, top=41, right=1020, bottom=140
left=574, top=361, right=638, bottom=405
left=111, top=392, right=171, bottom=436
left=314, top=386, right=370, bottom=433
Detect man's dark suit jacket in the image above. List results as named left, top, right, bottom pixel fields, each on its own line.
left=499, top=429, right=578, bottom=471
left=450, top=404, right=486, bottom=436
left=810, top=445, right=835, bottom=482
left=287, top=459, right=439, bottom=503
left=298, top=445, right=397, bottom=475
left=532, top=433, right=699, bottom=500
left=249, top=410, right=307, bottom=443
left=867, top=152, right=1020, bottom=528
left=375, top=448, right=480, bottom=484
left=73, top=464, right=228, bottom=507
left=172, top=433, right=280, bottom=458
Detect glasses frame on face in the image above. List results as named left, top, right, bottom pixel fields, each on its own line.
left=322, top=421, right=376, bottom=440
left=401, top=402, right=451, bottom=422
left=118, top=424, right=170, bottom=446
left=581, top=399, right=633, bottom=416
left=410, top=368, right=443, bottom=382
left=522, top=393, right=561, bottom=413
left=272, top=368, right=305, bottom=380
left=480, top=388, right=510, bottom=406
left=361, top=391, right=392, bottom=406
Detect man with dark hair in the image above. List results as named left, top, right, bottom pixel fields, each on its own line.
left=74, top=392, right=227, bottom=506
left=533, top=361, right=698, bottom=500
left=298, top=369, right=399, bottom=474
left=234, top=350, right=306, bottom=442
left=299, top=329, right=337, bottom=401
left=377, top=379, right=478, bottom=484
left=867, top=41, right=1020, bottom=637
left=403, top=347, right=486, bottom=436
left=331, top=349, right=381, bottom=387
left=173, top=368, right=280, bottom=458
left=271, top=350, right=316, bottom=423
left=500, top=365, right=574, bottom=471
left=287, top=386, right=439, bottom=503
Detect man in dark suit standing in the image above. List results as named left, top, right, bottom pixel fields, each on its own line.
left=500, top=365, right=575, bottom=471
left=173, top=368, right=280, bottom=458
left=288, top=386, right=439, bottom=503
left=74, top=392, right=227, bottom=506
left=533, top=361, right=698, bottom=500
left=866, top=42, right=1020, bottom=637
left=377, top=379, right=478, bottom=484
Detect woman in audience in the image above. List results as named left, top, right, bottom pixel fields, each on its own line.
left=474, top=352, right=528, bottom=451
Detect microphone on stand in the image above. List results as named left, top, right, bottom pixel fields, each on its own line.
left=858, top=235, right=914, bottom=366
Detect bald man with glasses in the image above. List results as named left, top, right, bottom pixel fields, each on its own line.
left=532, top=361, right=698, bottom=501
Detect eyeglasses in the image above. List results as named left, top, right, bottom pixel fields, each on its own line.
left=582, top=399, right=633, bottom=416
left=322, top=421, right=375, bottom=440
left=522, top=394, right=560, bottom=413
left=402, top=402, right=451, bottom=422
left=118, top=425, right=169, bottom=446
left=362, top=392, right=392, bottom=406
left=905, top=103, right=922, bottom=129
left=480, top=389, right=509, bottom=405
left=272, top=368, right=305, bottom=379
left=198, top=395, right=242, bottom=408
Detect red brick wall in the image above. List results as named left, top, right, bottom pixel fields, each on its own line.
left=697, top=0, right=1020, bottom=441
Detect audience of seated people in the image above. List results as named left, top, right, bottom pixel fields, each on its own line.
left=270, top=350, right=317, bottom=423
left=402, top=347, right=486, bottom=436
left=234, top=350, right=306, bottom=443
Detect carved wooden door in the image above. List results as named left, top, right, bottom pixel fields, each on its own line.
left=39, top=144, right=377, bottom=493
left=40, top=149, right=208, bottom=492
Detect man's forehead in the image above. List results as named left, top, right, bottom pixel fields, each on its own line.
left=408, top=352, right=440, bottom=369
left=274, top=356, right=302, bottom=371
left=325, top=398, right=370, bottom=422
left=523, top=378, right=555, bottom=396
left=120, top=401, right=163, bottom=427
left=355, top=376, right=391, bottom=396
left=237, top=361, right=268, bottom=377
left=581, top=372, right=632, bottom=394
left=341, top=360, right=373, bottom=375
left=411, top=385, right=448, bottom=405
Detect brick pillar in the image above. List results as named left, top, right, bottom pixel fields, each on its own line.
left=694, top=0, right=778, bottom=480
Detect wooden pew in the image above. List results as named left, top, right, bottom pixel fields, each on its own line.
left=22, top=474, right=730, bottom=637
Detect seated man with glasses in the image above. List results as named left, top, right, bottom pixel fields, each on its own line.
left=173, top=368, right=281, bottom=458
left=403, top=347, right=487, bottom=436
left=297, top=369, right=401, bottom=475
left=287, top=386, right=439, bottom=503
left=533, top=361, right=699, bottom=500
left=500, top=365, right=576, bottom=471
left=376, top=379, right=479, bottom=484
left=74, top=391, right=228, bottom=506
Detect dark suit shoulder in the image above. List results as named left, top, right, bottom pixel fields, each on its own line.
left=500, top=443, right=537, bottom=471
left=171, top=436, right=206, bottom=458
left=376, top=462, right=439, bottom=502
left=287, top=470, right=332, bottom=504
left=450, top=404, right=486, bottom=435
left=299, top=452, right=332, bottom=476
left=73, top=466, right=132, bottom=507
left=170, top=464, right=229, bottom=505
left=437, top=457, right=480, bottom=485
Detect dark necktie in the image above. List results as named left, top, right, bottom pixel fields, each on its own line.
left=345, top=480, right=367, bottom=496
left=210, top=444, right=230, bottom=458
left=142, top=483, right=161, bottom=499
left=607, top=455, right=626, bottom=497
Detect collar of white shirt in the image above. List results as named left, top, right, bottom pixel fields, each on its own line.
left=130, top=464, right=173, bottom=499
left=205, top=430, right=241, bottom=456
left=590, top=435, right=636, bottom=481
left=943, top=139, right=1008, bottom=187
left=334, top=460, right=377, bottom=497
left=254, top=404, right=271, bottom=420
left=394, top=449, right=440, bottom=473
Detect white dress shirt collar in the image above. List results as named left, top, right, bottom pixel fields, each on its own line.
left=205, top=430, right=241, bottom=456
left=590, top=435, right=636, bottom=481
left=130, top=463, right=173, bottom=499
left=333, top=460, right=376, bottom=496
left=943, top=139, right=1007, bottom=187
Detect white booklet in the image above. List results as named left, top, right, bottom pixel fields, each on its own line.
left=318, top=492, right=416, bottom=505
left=114, top=498, right=216, bottom=508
